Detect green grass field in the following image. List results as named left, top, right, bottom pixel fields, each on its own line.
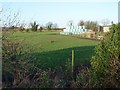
left=8, top=31, right=99, bottom=69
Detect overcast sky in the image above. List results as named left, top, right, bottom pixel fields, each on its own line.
left=1, top=1, right=118, bottom=28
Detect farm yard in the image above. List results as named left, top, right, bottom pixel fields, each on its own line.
left=2, top=24, right=120, bottom=88
left=7, top=31, right=99, bottom=69
left=2, top=2, right=119, bottom=88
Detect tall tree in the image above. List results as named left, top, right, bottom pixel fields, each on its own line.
left=30, top=21, right=39, bottom=31
left=85, top=21, right=98, bottom=31
left=78, top=20, right=84, bottom=26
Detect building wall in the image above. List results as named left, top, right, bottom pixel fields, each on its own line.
left=98, top=26, right=103, bottom=32
left=103, top=26, right=110, bottom=32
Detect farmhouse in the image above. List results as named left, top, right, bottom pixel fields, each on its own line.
left=60, top=25, right=87, bottom=35
left=102, top=25, right=111, bottom=32
left=98, top=25, right=111, bottom=32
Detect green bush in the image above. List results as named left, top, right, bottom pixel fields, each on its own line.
left=90, top=23, right=120, bottom=88
left=2, top=39, right=33, bottom=87
left=64, top=59, right=72, bottom=80
left=71, top=66, right=91, bottom=88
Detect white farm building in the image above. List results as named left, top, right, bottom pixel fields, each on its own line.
left=60, top=25, right=87, bottom=35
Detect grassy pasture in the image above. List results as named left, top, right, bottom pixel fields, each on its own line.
left=7, top=31, right=99, bottom=69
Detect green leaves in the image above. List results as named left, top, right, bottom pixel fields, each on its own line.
left=90, top=23, right=120, bottom=87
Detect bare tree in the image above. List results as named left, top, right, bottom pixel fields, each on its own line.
left=0, top=8, right=2, bottom=89
left=1, top=8, right=34, bottom=88
left=67, top=20, right=74, bottom=26
left=19, top=21, right=27, bottom=32
left=1, top=8, right=20, bottom=29
left=85, top=21, right=98, bottom=31
left=46, top=22, right=53, bottom=30
left=52, top=23, right=58, bottom=28
left=0, top=8, right=22, bottom=42
left=78, top=20, right=84, bottom=26
left=101, top=19, right=110, bottom=26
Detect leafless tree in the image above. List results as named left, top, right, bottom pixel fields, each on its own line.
left=46, top=22, right=53, bottom=30
left=67, top=20, right=74, bottom=26
left=101, top=19, right=110, bottom=26
left=78, top=20, right=84, bottom=26
left=85, top=21, right=98, bottom=31
left=1, top=8, right=20, bottom=29
left=0, top=8, right=23, bottom=40
left=52, top=23, right=58, bottom=28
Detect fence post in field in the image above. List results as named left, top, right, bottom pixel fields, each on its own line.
left=72, top=49, right=74, bottom=73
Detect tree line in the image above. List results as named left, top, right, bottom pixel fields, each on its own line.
left=24, top=20, right=99, bottom=32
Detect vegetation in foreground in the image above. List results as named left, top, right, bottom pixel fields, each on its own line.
left=2, top=23, right=120, bottom=88
left=2, top=31, right=97, bottom=88
left=90, top=23, right=120, bottom=88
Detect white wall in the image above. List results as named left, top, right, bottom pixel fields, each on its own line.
left=103, top=26, right=110, bottom=32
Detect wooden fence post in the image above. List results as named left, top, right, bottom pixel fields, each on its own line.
left=72, top=49, right=74, bottom=73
